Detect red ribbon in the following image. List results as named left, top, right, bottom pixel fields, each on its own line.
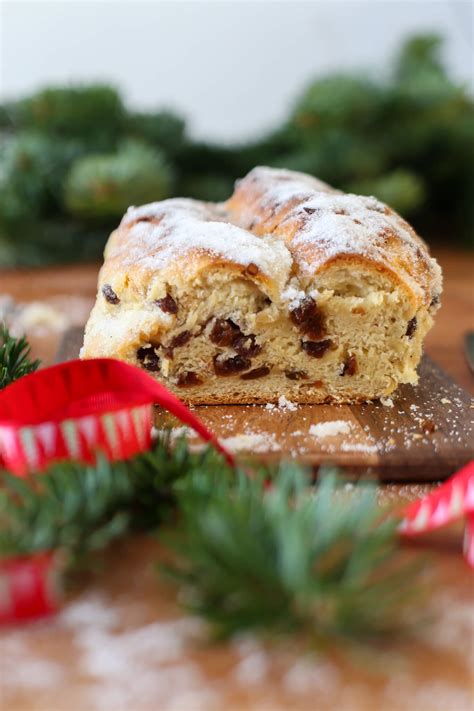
left=399, top=460, right=474, bottom=568
left=0, top=358, right=234, bottom=624
left=0, top=358, right=233, bottom=475
left=0, top=552, right=61, bottom=623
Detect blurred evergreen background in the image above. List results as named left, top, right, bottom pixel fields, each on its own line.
left=0, top=33, right=473, bottom=267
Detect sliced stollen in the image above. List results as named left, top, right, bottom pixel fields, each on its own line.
left=81, top=166, right=442, bottom=404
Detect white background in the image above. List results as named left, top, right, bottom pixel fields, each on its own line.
left=0, top=0, right=472, bottom=142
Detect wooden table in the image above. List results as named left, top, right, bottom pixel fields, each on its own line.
left=1, top=249, right=473, bottom=711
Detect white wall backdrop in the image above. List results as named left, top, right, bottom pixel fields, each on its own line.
left=1, top=0, right=472, bottom=142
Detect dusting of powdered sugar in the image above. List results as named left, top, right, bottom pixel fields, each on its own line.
left=277, top=396, right=298, bottom=411
left=99, top=166, right=442, bottom=313
left=280, top=284, right=306, bottom=309
left=242, top=166, right=334, bottom=203
left=220, top=432, right=281, bottom=453
left=113, top=198, right=293, bottom=289
left=264, top=396, right=298, bottom=412
left=234, top=166, right=442, bottom=304
left=308, top=420, right=353, bottom=438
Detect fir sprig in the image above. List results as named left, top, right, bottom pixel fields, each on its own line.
left=0, top=427, right=424, bottom=642
left=163, top=465, right=423, bottom=642
left=0, top=437, right=225, bottom=563
left=0, top=322, right=40, bottom=389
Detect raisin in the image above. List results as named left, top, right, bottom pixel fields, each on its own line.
left=136, top=345, right=160, bottom=372
left=102, top=284, right=120, bottom=305
left=341, top=353, right=357, bottom=376
left=233, top=334, right=262, bottom=358
left=406, top=317, right=417, bottom=338
left=290, top=297, right=325, bottom=340
left=169, top=330, right=192, bottom=349
left=209, top=318, right=262, bottom=356
left=213, top=354, right=251, bottom=376
left=245, top=262, right=259, bottom=276
left=209, top=319, right=241, bottom=346
left=240, top=365, right=271, bottom=380
left=285, top=369, right=308, bottom=381
left=301, top=339, right=333, bottom=358
left=176, top=371, right=202, bottom=387
left=156, top=294, right=178, bottom=314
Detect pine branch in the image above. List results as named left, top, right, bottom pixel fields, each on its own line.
left=0, top=322, right=40, bottom=389
left=163, top=466, right=424, bottom=642
left=0, top=421, right=425, bottom=644
left=0, top=436, right=226, bottom=565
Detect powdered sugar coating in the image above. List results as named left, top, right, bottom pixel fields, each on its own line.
left=229, top=167, right=442, bottom=305
left=100, top=166, right=441, bottom=313
left=109, top=197, right=292, bottom=290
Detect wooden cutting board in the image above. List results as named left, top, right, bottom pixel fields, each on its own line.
left=59, top=327, right=474, bottom=481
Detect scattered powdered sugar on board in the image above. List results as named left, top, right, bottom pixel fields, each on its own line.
left=278, top=396, right=298, bottom=411
left=308, top=420, right=353, bottom=438
left=264, top=397, right=298, bottom=412
left=233, top=650, right=269, bottom=686
left=1, top=645, right=66, bottom=690
left=1, top=296, right=93, bottom=337
left=220, top=432, right=281, bottom=453
left=2, top=561, right=473, bottom=711
left=42, top=593, right=219, bottom=711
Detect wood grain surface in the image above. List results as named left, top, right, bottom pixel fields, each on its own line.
left=1, top=248, right=473, bottom=711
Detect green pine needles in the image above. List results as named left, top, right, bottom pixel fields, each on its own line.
left=0, top=322, right=40, bottom=389
left=0, top=437, right=223, bottom=562
left=0, top=432, right=424, bottom=643
left=164, top=465, right=421, bottom=642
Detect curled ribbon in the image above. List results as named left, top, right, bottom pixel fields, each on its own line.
left=399, top=460, right=474, bottom=569
left=0, top=358, right=233, bottom=476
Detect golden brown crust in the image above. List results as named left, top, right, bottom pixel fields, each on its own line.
left=98, top=167, right=441, bottom=312
left=226, top=167, right=441, bottom=307
left=100, top=197, right=293, bottom=305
